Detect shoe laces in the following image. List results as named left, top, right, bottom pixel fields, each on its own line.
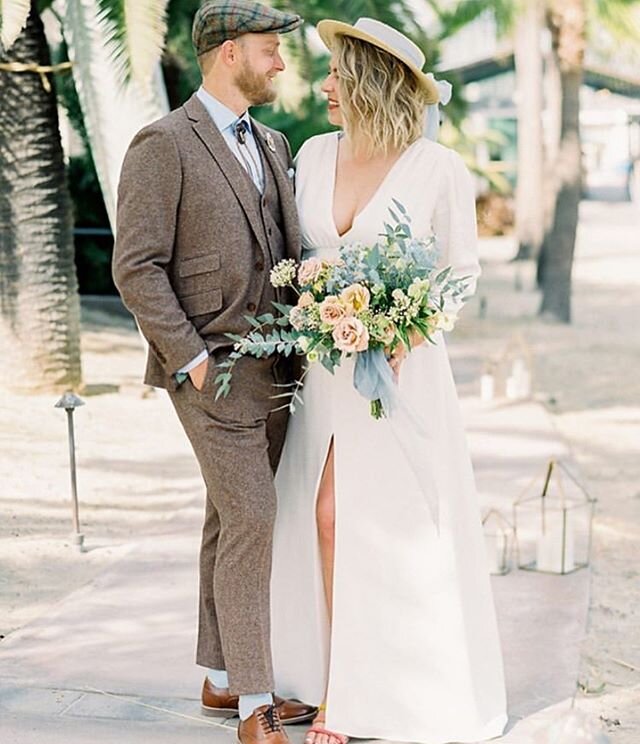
left=258, top=704, right=283, bottom=734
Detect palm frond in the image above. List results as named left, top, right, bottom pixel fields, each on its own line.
left=61, top=0, right=169, bottom=228
left=96, top=0, right=169, bottom=86
left=431, top=0, right=515, bottom=41
left=1, top=0, right=31, bottom=50
left=590, top=0, right=640, bottom=43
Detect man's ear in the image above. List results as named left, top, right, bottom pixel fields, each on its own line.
left=220, top=38, right=242, bottom=67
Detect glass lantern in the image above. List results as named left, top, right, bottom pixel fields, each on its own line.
left=513, top=460, right=595, bottom=575
left=482, top=509, right=513, bottom=575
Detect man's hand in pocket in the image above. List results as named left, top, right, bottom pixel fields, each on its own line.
left=189, top=355, right=209, bottom=391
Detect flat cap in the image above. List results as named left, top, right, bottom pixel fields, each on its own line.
left=192, top=0, right=303, bottom=57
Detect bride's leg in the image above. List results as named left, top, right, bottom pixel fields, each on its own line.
left=316, top=437, right=335, bottom=620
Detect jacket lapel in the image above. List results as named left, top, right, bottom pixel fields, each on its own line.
left=183, top=95, right=269, bottom=257
left=252, top=120, right=301, bottom=263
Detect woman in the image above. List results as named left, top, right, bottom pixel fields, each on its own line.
left=270, top=18, right=508, bottom=744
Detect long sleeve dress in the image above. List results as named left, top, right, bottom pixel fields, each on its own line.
left=270, top=132, right=508, bottom=744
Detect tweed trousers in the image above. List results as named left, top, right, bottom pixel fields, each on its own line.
left=169, top=353, right=289, bottom=695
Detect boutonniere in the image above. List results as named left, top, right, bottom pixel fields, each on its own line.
left=265, top=132, right=276, bottom=153
left=287, top=167, right=295, bottom=181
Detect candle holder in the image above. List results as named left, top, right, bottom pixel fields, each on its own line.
left=496, top=332, right=534, bottom=401
left=479, top=359, right=497, bottom=403
left=482, top=509, right=513, bottom=575
left=513, top=460, right=595, bottom=575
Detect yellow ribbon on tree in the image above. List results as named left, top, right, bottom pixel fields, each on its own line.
left=0, top=60, right=73, bottom=93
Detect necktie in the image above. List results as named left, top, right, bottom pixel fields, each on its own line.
left=233, top=119, right=261, bottom=189
left=235, top=120, right=249, bottom=145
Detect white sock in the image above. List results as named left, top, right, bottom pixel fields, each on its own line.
left=208, top=669, right=229, bottom=689
left=239, top=693, right=274, bottom=721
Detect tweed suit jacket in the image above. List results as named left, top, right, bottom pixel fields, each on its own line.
left=113, top=93, right=301, bottom=390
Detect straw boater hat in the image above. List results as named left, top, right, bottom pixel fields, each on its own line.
left=316, top=17, right=440, bottom=104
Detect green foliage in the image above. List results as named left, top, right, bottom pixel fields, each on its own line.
left=163, top=0, right=202, bottom=107
left=590, top=0, right=640, bottom=43
left=67, top=155, right=115, bottom=295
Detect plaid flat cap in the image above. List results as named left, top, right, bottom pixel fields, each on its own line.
left=193, top=0, right=303, bottom=56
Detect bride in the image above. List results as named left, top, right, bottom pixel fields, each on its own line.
left=270, top=17, right=507, bottom=744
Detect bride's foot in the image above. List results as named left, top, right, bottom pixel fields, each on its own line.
left=304, top=706, right=349, bottom=744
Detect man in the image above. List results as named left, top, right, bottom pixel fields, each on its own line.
left=113, top=2, right=315, bottom=742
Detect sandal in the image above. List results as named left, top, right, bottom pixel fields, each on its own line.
left=304, top=705, right=349, bottom=744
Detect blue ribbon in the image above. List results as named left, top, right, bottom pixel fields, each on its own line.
left=353, top=348, right=398, bottom=416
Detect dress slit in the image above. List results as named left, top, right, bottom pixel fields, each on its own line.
left=313, top=432, right=335, bottom=593
left=313, top=433, right=337, bottom=718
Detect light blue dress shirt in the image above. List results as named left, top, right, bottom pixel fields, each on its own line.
left=196, top=86, right=265, bottom=192
left=177, top=88, right=266, bottom=377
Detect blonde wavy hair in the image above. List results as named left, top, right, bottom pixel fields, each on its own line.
left=334, top=35, right=430, bottom=156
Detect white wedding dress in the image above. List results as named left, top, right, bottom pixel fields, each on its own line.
left=270, top=132, right=507, bottom=743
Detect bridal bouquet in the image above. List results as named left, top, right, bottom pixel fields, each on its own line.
left=215, top=201, right=471, bottom=418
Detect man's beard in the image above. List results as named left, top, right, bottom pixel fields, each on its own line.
left=235, top=61, right=277, bottom=106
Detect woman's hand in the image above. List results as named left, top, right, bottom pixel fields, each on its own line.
left=387, top=344, right=407, bottom=377
left=387, top=331, right=425, bottom=378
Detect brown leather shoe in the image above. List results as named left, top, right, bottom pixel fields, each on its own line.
left=201, top=677, right=317, bottom=724
left=238, top=704, right=289, bottom=744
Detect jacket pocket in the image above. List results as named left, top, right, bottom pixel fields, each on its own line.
left=179, top=253, right=221, bottom=277
left=180, top=288, right=223, bottom=317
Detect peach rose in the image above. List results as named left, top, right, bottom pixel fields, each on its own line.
left=332, top=317, right=370, bottom=353
left=340, top=283, right=370, bottom=313
left=297, top=291, right=315, bottom=308
left=319, top=296, right=348, bottom=326
left=297, top=257, right=323, bottom=286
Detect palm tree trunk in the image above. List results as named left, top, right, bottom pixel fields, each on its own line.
left=0, top=2, right=82, bottom=392
left=536, top=5, right=563, bottom=287
left=514, top=0, right=545, bottom=261
left=538, top=0, right=586, bottom=322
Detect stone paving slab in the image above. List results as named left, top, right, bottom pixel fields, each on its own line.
left=0, top=709, right=235, bottom=744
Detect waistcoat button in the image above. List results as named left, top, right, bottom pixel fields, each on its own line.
left=247, top=302, right=257, bottom=313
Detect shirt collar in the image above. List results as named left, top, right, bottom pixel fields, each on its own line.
left=196, top=86, right=252, bottom=135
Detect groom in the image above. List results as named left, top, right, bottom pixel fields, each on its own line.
left=113, top=1, right=315, bottom=741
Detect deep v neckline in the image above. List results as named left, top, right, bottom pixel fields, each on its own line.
left=330, top=133, right=419, bottom=239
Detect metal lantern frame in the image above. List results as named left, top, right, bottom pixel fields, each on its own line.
left=482, top=508, right=514, bottom=575
left=513, top=459, right=596, bottom=575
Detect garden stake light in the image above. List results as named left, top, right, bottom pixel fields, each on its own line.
left=54, top=392, right=86, bottom=552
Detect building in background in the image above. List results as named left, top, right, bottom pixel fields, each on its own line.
left=438, top=12, right=640, bottom=202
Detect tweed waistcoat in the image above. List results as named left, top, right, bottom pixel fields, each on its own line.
left=243, top=142, right=286, bottom=314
